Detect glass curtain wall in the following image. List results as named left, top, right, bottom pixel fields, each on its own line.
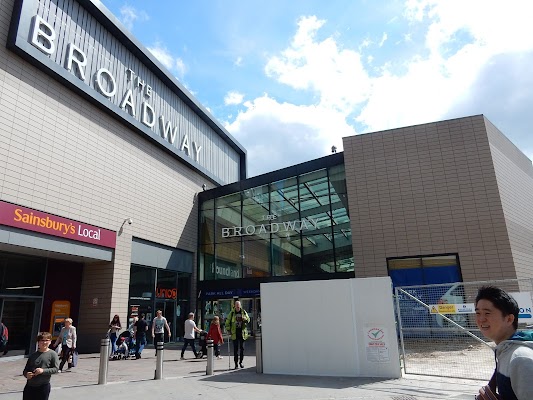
left=199, top=164, right=353, bottom=281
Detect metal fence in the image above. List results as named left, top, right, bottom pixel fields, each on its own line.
left=394, top=279, right=533, bottom=380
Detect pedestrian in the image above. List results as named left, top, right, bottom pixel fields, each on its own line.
left=224, top=300, right=250, bottom=369
left=0, top=319, right=8, bottom=356
left=151, top=310, right=171, bottom=355
left=22, top=332, right=59, bottom=400
left=181, top=312, right=201, bottom=359
left=134, top=313, right=148, bottom=359
left=128, top=316, right=138, bottom=336
left=207, top=315, right=224, bottom=359
left=475, top=286, right=533, bottom=400
left=53, top=318, right=77, bottom=372
left=108, top=314, right=122, bottom=355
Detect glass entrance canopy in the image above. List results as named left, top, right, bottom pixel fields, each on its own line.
left=198, top=153, right=353, bottom=282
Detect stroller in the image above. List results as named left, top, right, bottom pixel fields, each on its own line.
left=110, top=331, right=135, bottom=360
left=196, top=330, right=208, bottom=359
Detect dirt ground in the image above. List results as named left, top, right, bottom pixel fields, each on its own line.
left=400, top=338, right=495, bottom=380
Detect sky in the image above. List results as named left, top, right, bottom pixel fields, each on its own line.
left=100, top=0, right=533, bottom=177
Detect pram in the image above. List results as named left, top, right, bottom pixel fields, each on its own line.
left=110, top=330, right=135, bottom=360
left=196, top=330, right=208, bottom=359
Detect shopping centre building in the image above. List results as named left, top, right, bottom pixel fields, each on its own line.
left=1, top=0, right=533, bottom=354
left=0, top=0, right=245, bottom=353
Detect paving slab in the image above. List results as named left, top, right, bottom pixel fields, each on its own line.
left=0, top=345, right=486, bottom=400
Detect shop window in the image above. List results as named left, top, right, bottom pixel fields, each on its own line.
left=0, top=253, right=46, bottom=296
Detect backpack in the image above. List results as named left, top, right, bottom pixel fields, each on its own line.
left=0, top=323, right=8, bottom=347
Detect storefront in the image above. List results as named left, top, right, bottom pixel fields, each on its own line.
left=0, top=200, right=115, bottom=355
left=198, top=154, right=354, bottom=330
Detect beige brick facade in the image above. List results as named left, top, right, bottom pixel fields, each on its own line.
left=0, top=0, right=233, bottom=351
left=343, top=115, right=531, bottom=282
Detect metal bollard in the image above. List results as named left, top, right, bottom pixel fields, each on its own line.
left=154, top=341, right=164, bottom=380
left=255, top=333, right=262, bottom=374
left=98, top=338, right=110, bottom=385
left=206, top=339, right=214, bottom=375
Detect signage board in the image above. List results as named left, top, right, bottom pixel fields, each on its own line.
left=8, top=0, right=244, bottom=184
left=0, top=200, right=116, bottom=248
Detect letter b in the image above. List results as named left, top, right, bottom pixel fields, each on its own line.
left=31, top=15, right=56, bottom=55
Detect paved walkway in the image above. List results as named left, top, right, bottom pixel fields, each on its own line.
left=0, top=343, right=486, bottom=399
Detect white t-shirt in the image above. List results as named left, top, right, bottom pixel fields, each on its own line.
left=184, top=319, right=197, bottom=339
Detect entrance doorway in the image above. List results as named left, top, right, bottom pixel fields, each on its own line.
left=155, top=301, right=176, bottom=342
left=0, top=298, right=40, bottom=356
left=203, top=298, right=261, bottom=336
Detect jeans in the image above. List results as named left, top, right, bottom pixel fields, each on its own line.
left=214, top=343, right=220, bottom=357
left=110, top=332, right=118, bottom=354
left=135, top=335, right=146, bottom=356
left=181, top=338, right=198, bottom=357
left=23, top=383, right=51, bottom=400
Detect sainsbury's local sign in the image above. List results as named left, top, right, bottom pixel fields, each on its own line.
left=0, top=201, right=116, bottom=248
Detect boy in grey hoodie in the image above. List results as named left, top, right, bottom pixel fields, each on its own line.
left=475, top=286, right=533, bottom=400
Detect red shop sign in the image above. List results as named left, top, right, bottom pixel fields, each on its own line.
left=156, top=287, right=177, bottom=299
left=0, top=201, right=116, bottom=248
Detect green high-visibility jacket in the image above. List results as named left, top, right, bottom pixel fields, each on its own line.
left=225, top=308, right=250, bottom=341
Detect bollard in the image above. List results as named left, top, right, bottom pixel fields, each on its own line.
left=206, top=339, right=214, bottom=375
left=98, top=338, right=110, bottom=385
left=154, top=341, right=164, bottom=380
left=255, top=333, right=262, bottom=373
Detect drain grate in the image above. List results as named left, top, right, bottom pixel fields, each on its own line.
left=390, top=396, right=418, bottom=400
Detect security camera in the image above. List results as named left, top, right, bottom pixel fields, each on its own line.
left=127, top=218, right=133, bottom=225
left=202, top=184, right=207, bottom=191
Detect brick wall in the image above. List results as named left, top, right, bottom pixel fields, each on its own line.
left=342, top=115, right=516, bottom=281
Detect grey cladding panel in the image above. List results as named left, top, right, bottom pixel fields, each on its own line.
left=10, top=0, right=243, bottom=184
left=131, top=238, right=193, bottom=273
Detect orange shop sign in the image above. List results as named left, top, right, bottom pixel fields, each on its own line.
left=156, top=287, right=177, bottom=299
left=0, top=201, right=116, bottom=248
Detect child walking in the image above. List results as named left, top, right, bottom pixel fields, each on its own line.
left=22, top=332, right=59, bottom=400
left=207, top=316, right=224, bottom=359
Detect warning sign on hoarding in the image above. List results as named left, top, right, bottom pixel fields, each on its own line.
left=364, top=326, right=390, bottom=363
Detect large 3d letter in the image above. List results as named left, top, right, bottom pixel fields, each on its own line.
left=30, top=15, right=56, bottom=55
left=119, top=89, right=136, bottom=117
left=66, top=43, right=87, bottom=81
left=142, top=102, right=155, bottom=128
left=95, top=68, right=117, bottom=98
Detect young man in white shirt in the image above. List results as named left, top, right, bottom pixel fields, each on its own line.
left=181, top=312, right=202, bottom=360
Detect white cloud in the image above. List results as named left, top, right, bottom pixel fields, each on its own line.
left=265, top=16, right=371, bottom=114
left=225, top=95, right=354, bottom=177
left=224, top=91, right=245, bottom=105
left=379, top=33, right=388, bottom=47
left=225, top=2, right=533, bottom=175
left=119, top=5, right=148, bottom=32
left=147, top=44, right=186, bottom=77
left=234, top=57, right=243, bottom=67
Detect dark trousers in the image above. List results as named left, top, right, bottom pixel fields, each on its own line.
left=59, top=346, right=72, bottom=371
left=233, top=336, right=244, bottom=364
left=23, top=383, right=51, bottom=400
left=214, top=343, right=220, bottom=357
left=181, top=338, right=198, bottom=357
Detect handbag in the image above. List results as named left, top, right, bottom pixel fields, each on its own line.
left=71, top=350, right=79, bottom=367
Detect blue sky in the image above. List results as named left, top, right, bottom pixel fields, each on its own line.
left=101, top=0, right=533, bottom=177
